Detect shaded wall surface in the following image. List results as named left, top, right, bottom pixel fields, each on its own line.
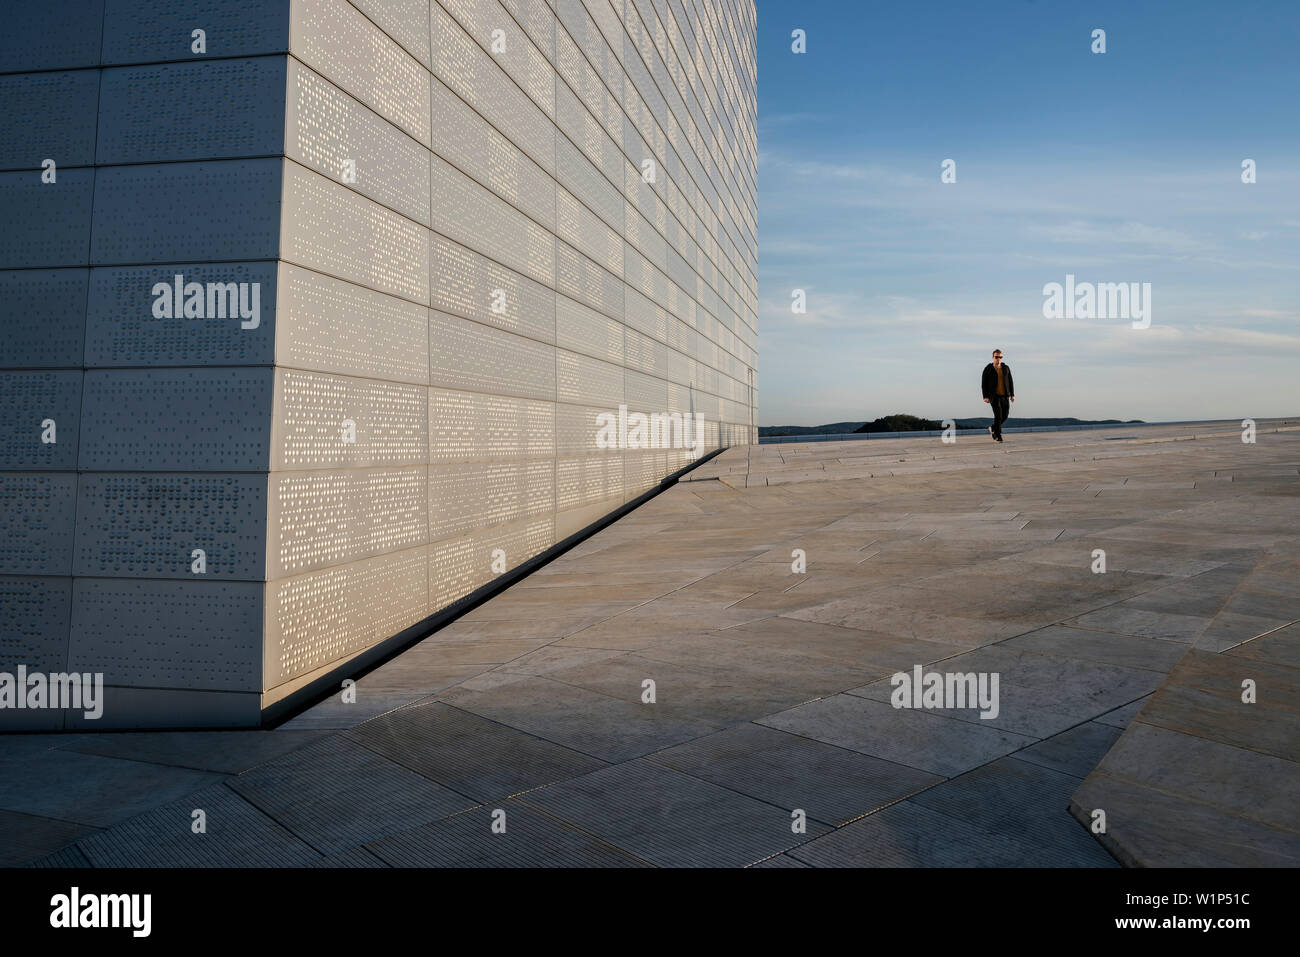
left=0, top=0, right=758, bottom=728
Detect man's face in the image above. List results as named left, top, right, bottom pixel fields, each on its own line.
left=992, top=352, right=1002, bottom=367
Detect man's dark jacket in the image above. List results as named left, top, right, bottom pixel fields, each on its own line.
left=981, top=362, right=1014, bottom=401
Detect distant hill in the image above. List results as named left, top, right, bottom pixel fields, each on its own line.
left=760, top=416, right=1143, bottom=437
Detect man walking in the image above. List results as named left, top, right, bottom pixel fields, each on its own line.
left=981, top=349, right=1014, bottom=442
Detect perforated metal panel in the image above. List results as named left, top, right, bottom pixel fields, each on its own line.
left=84, top=262, right=277, bottom=367
left=74, top=473, right=268, bottom=579
left=430, top=232, right=556, bottom=343
left=0, top=70, right=100, bottom=171
left=281, top=160, right=430, bottom=303
left=79, top=369, right=272, bottom=470
left=427, top=459, right=554, bottom=540
left=351, top=0, right=432, bottom=67
left=101, top=0, right=290, bottom=65
left=267, top=465, right=427, bottom=577
left=0, top=576, right=72, bottom=674
left=0, top=269, right=88, bottom=369
left=271, top=368, right=427, bottom=469
left=0, top=473, right=78, bottom=575
left=428, top=514, right=553, bottom=610
left=0, top=0, right=103, bottom=74
left=285, top=58, right=431, bottom=226
left=428, top=388, right=555, bottom=463
left=428, top=309, right=556, bottom=400
left=0, top=168, right=94, bottom=269
left=276, top=263, right=427, bottom=383
left=68, top=578, right=262, bottom=691
left=0, top=371, right=82, bottom=470
left=90, top=160, right=282, bottom=264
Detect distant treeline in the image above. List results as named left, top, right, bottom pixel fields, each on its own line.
left=759, top=415, right=1144, bottom=437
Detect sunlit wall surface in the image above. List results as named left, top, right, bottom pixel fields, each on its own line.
left=0, top=0, right=757, bottom=728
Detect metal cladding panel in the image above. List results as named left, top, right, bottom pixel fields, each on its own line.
left=0, top=473, right=78, bottom=575
left=281, top=161, right=430, bottom=304
left=557, top=347, right=624, bottom=407
left=73, top=473, right=269, bottom=580
left=90, top=159, right=282, bottom=265
left=555, top=239, right=622, bottom=320
left=428, top=309, right=556, bottom=401
left=290, top=0, right=431, bottom=146
left=263, top=544, right=428, bottom=688
left=96, top=58, right=287, bottom=165
left=271, top=368, right=428, bottom=470
left=285, top=58, right=431, bottom=227
left=428, top=72, right=555, bottom=230
left=352, top=0, right=433, bottom=68
left=0, top=0, right=103, bottom=74
left=556, top=453, right=622, bottom=511
left=500, top=0, right=556, bottom=64
left=0, top=70, right=101, bottom=171
left=428, top=388, right=554, bottom=463
left=266, top=465, right=428, bottom=578
left=0, top=371, right=82, bottom=470
left=556, top=293, right=623, bottom=365
left=554, top=77, right=625, bottom=191
left=0, top=576, right=72, bottom=674
left=440, top=0, right=556, bottom=118
left=430, top=233, right=556, bottom=344
left=276, top=264, right=428, bottom=384
left=84, top=262, right=277, bottom=367
left=429, top=0, right=554, bottom=173
left=0, top=268, right=88, bottom=370
left=0, top=168, right=95, bottom=268
left=427, top=459, right=554, bottom=540
left=428, top=514, right=553, bottom=610
left=429, top=153, right=554, bottom=288
left=557, top=184, right=623, bottom=276
left=79, top=368, right=273, bottom=471
left=554, top=401, right=612, bottom=456
left=101, top=0, right=290, bottom=65
left=68, top=578, right=262, bottom=692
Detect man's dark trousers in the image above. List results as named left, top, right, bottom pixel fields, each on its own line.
left=990, top=395, right=1010, bottom=439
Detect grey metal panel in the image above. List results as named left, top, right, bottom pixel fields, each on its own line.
left=90, top=160, right=282, bottom=265
left=74, top=473, right=269, bottom=579
left=266, top=465, right=428, bottom=578
left=430, top=232, right=556, bottom=344
left=84, top=262, right=277, bottom=367
left=0, top=70, right=100, bottom=171
left=0, top=576, right=71, bottom=673
left=101, top=0, right=290, bottom=65
left=78, top=368, right=273, bottom=471
left=0, top=371, right=82, bottom=470
left=68, top=578, right=262, bottom=691
left=290, top=0, right=431, bottom=146
left=281, top=161, right=430, bottom=304
left=351, top=0, right=432, bottom=67
left=428, top=309, right=556, bottom=402
left=427, top=459, right=553, bottom=540
left=0, top=268, right=88, bottom=370
left=428, top=387, right=554, bottom=463
left=96, top=58, right=287, bottom=165
left=276, top=263, right=428, bottom=383
left=0, top=168, right=94, bottom=268
left=0, top=473, right=78, bottom=575
left=0, top=0, right=103, bottom=74
left=439, top=0, right=555, bottom=118
left=270, top=368, right=428, bottom=470
left=285, top=58, right=431, bottom=227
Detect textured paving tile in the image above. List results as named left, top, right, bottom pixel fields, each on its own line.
left=0, top=809, right=98, bottom=867
left=55, top=730, right=328, bottom=774
left=1094, top=695, right=1152, bottom=729
left=367, top=800, right=645, bottom=867
left=1016, top=721, right=1123, bottom=779
left=76, top=784, right=320, bottom=867
left=748, top=853, right=811, bottom=868
left=306, top=846, right=388, bottom=868
left=846, top=645, right=1164, bottom=738
left=758, top=694, right=1037, bottom=778
left=649, top=723, right=942, bottom=826
left=908, top=757, right=1117, bottom=866
left=0, top=748, right=222, bottom=827
left=347, top=701, right=606, bottom=801
left=275, top=691, right=435, bottom=731
left=787, top=800, right=1058, bottom=867
left=521, top=760, right=831, bottom=867
left=437, top=675, right=723, bottom=763
left=228, top=736, right=475, bottom=855
left=1067, top=605, right=1209, bottom=642
left=1002, top=624, right=1187, bottom=673
left=26, top=844, right=92, bottom=868
left=1070, top=774, right=1300, bottom=867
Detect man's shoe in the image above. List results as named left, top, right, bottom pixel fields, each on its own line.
left=996, top=436, right=1003, bottom=443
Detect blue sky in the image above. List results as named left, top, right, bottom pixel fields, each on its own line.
left=754, top=0, right=1300, bottom=425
